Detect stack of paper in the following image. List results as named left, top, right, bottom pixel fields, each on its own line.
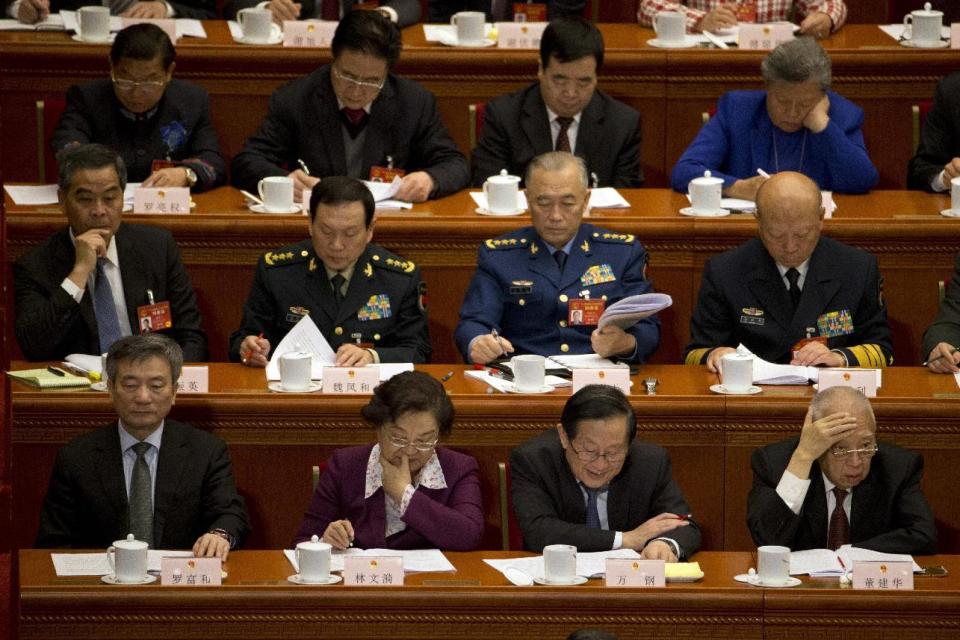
left=469, top=187, right=630, bottom=213
left=284, top=548, right=455, bottom=573
left=0, top=14, right=65, bottom=30
left=52, top=550, right=194, bottom=575
left=362, top=177, right=412, bottom=210
left=789, top=546, right=921, bottom=577
left=7, top=368, right=91, bottom=389
left=4, top=184, right=59, bottom=205
left=736, top=345, right=817, bottom=385
left=484, top=549, right=640, bottom=580
left=597, top=293, right=673, bottom=330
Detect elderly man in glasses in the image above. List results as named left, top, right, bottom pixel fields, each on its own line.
left=231, top=10, right=468, bottom=203
left=748, top=387, right=936, bottom=554
left=510, top=385, right=701, bottom=559
left=51, top=23, right=225, bottom=192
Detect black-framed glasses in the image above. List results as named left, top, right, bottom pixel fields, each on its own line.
left=387, top=434, right=438, bottom=452
left=829, top=445, right=879, bottom=460
left=569, top=444, right=626, bottom=464
left=332, top=66, right=385, bottom=91
left=111, top=74, right=166, bottom=93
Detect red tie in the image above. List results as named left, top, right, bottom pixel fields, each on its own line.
left=827, top=487, right=850, bottom=550
left=321, top=0, right=339, bottom=21
left=555, top=116, right=573, bottom=153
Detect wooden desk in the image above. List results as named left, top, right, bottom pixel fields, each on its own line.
left=18, top=549, right=960, bottom=640
left=10, top=364, right=960, bottom=555
left=5, top=188, right=957, bottom=365
left=1, top=24, right=957, bottom=189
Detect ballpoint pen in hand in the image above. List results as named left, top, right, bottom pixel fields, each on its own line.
left=491, top=328, right=508, bottom=357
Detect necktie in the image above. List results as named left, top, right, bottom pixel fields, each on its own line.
left=321, top=0, right=340, bottom=21
left=128, top=441, right=154, bottom=548
left=555, top=116, right=574, bottom=153
left=827, top=487, right=850, bottom=551
left=93, top=258, right=123, bottom=353
left=490, top=0, right=508, bottom=21
left=785, top=267, right=802, bottom=309
left=331, top=273, right=346, bottom=306
left=553, top=250, right=567, bottom=273
left=584, top=487, right=601, bottom=529
left=340, top=107, right=369, bottom=139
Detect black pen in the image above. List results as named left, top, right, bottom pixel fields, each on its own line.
left=440, top=371, right=454, bottom=382
left=297, top=159, right=311, bottom=176
left=924, top=346, right=959, bottom=366
left=47, top=366, right=65, bottom=377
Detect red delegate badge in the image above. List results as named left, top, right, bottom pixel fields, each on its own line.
left=137, top=301, right=173, bottom=334
left=568, top=299, right=605, bottom=326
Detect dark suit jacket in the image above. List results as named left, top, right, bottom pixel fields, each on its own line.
left=37, top=420, right=251, bottom=549
left=51, top=79, right=225, bottom=192
left=471, top=83, right=643, bottom=188
left=922, top=252, right=960, bottom=359
left=231, top=65, right=469, bottom=198
left=510, top=430, right=701, bottom=555
left=224, top=0, right=420, bottom=25
left=427, top=0, right=584, bottom=21
left=14, top=223, right=208, bottom=362
left=46, top=0, right=215, bottom=19
left=293, top=444, right=484, bottom=550
left=908, top=72, right=960, bottom=191
left=685, top=236, right=892, bottom=368
left=747, top=437, right=937, bottom=554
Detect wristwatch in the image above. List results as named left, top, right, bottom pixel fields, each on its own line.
left=183, top=166, right=198, bottom=188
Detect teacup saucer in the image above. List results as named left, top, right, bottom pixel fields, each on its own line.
left=101, top=573, right=157, bottom=585
left=647, top=35, right=699, bottom=49
left=437, top=34, right=496, bottom=47
left=505, top=383, right=556, bottom=394
left=941, top=209, right=960, bottom=218
left=680, top=206, right=730, bottom=217
left=900, top=38, right=949, bottom=48
left=269, top=381, right=322, bottom=393
left=733, top=573, right=801, bottom=588
left=71, top=34, right=115, bottom=44
left=249, top=203, right=303, bottom=214
left=237, top=26, right=283, bottom=46
left=533, top=575, right=588, bottom=586
left=475, top=206, right=526, bottom=216
left=288, top=573, right=342, bottom=585
left=709, top=384, right=761, bottom=395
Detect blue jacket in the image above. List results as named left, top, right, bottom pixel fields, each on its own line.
left=671, top=90, right=878, bottom=194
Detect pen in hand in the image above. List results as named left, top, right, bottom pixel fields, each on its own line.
left=297, top=159, right=311, bottom=176
left=925, top=346, right=959, bottom=366
left=491, top=329, right=508, bottom=357
left=756, top=168, right=771, bottom=179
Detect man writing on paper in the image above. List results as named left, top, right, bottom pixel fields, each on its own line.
left=231, top=10, right=468, bottom=203
left=921, top=252, right=960, bottom=373
left=637, top=1, right=846, bottom=37
left=13, top=143, right=208, bottom=361
left=37, top=334, right=250, bottom=557
left=684, top=171, right=891, bottom=372
left=747, top=387, right=936, bottom=554
left=511, top=385, right=701, bottom=558
left=471, top=17, right=643, bottom=188
left=230, top=176, right=430, bottom=367
left=455, top=151, right=660, bottom=365
left=224, top=0, right=420, bottom=29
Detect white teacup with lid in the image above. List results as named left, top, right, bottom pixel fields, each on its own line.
left=903, top=2, right=943, bottom=47
left=483, top=169, right=522, bottom=214
left=688, top=170, right=724, bottom=215
left=107, top=533, right=149, bottom=583
left=278, top=349, right=312, bottom=391
left=296, top=534, right=332, bottom=583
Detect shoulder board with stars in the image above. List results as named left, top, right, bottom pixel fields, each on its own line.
left=371, top=253, right=416, bottom=274
left=484, top=237, right=529, bottom=250
left=264, top=248, right=312, bottom=268
left=592, top=231, right=636, bottom=244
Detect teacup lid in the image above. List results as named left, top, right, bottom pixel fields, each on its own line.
left=281, top=346, right=311, bottom=359
left=487, top=168, right=521, bottom=184
left=297, top=534, right=331, bottom=551
left=114, top=533, right=148, bottom=549
left=691, top=169, right=722, bottom=185
left=915, top=2, right=941, bottom=15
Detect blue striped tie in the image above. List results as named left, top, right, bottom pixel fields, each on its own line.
left=584, top=486, right=601, bottom=529
left=94, top=258, right=123, bottom=353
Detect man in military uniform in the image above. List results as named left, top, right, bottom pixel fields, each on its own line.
left=455, top=151, right=660, bottom=365
left=685, top=171, right=891, bottom=372
left=230, top=176, right=430, bottom=366
left=922, top=252, right=960, bottom=373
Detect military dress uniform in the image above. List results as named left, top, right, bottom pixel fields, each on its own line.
left=685, top=237, right=892, bottom=367
left=229, top=241, right=430, bottom=363
left=455, top=223, right=660, bottom=363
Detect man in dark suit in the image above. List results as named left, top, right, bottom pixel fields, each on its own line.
left=37, top=334, right=250, bottom=556
left=471, top=18, right=642, bottom=188
left=51, top=24, right=225, bottom=192
left=685, top=171, right=890, bottom=371
left=922, top=252, right=960, bottom=373
left=908, top=72, right=960, bottom=193
left=231, top=11, right=468, bottom=203
left=511, top=385, right=701, bottom=557
left=748, top=387, right=936, bottom=554
left=428, top=0, right=584, bottom=22
left=231, top=176, right=430, bottom=366
left=224, top=0, right=420, bottom=28
left=10, top=0, right=215, bottom=24
left=14, top=144, right=207, bottom=361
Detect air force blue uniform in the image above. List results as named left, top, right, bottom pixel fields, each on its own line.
left=455, top=224, right=660, bottom=363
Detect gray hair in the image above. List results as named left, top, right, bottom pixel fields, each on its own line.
left=525, top=151, right=589, bottom=188
left=810, top=386, right=875, bottom=425
left=106, top=334, right=183, bottom=387
left=761, top=37, right=832, bottom=91
left=57, top=143, right=127, bottom=192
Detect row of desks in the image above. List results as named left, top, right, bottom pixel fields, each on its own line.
left=10, top=363, right=960, bottom=554
left=1, top=24, right=959, bottom=189
left=17, top=549, right=960, bottom=639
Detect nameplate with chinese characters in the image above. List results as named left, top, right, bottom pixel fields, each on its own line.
left=496, top=22, right=547, bottom=49
left=604, top=558, right=665, bottom=588
left=343, top=556, right=403, bottom=586
left=176, top=366, right=209, bottom=394
left=283, top=20, right=336, bottom=48
left=133, top=187, right=190, bottom=215
left=572, top=369, right=631, bottom=395
left=321, top=367, right=379, bottom=394
left=817, top=368, right=879, bottom=397
left=160, top=557, right=222, bottom=586
left=852, top=561, right=914, bottom=590
left=738, top=23, right=794, bottom=50
left=121, top=18, right=177, bottom=42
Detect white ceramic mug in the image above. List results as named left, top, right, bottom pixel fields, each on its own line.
left=688, top=170, right=723, bottom=215
left=237, top=7, right=274, bottom=43
left=257, top=176, right=295, bottom=213
left=653, top=11, right=686, bottom=44
left=106, top=534, right=149, bottom=583
left=720, top=353, right=753, bottom=393
left=543, top=544, right=577, bottom=583
left=296, top=535, right=332, bottom=583
left=903, top=2, right=943, bottom=46
left=77, top=6, right=111, bottom=42
left=451, top=11, right=485, bottom=46
left=950, top=176, right=960, bottom=212
left=511, top=354, right=545, bottom=392
left=757, top=545, right=791, bottom=586
left=483, top=169, right=521, bottom=213
left=279, top=351, right=312, bottom=391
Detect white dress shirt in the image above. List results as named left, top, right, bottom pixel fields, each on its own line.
left=577, top=483, right=682, bottom=558
left=61, top=230, right=134, bottom=340
left=364, top=444, right=447, bottom=538
left=776, top=468, right=852, bottom=539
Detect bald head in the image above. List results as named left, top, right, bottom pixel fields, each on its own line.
left=754, top=172, right=824, bottom=268
left=810, top=387, right=876, bottom=431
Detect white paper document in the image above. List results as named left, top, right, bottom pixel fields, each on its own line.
left=65, top=353, right=104, bottom=374
left=285, top=548, right=455, bottom=573
left=0, top=14, right=64, bottom=30
left=464, top=369, right=570, bottom=392
left=52, top=550, right=194, bottom=576
left=4, top=184, right=59, bottom=205
left=598, top=293, right=672, bottom=330
left=736, top=344, right=817, bottom=385
left=265, top=315, right=336, bottom=380
left=422, top=23, right=494, bottom=43
left=484, top=549, right=640, bottom=580
left=175, top=19, right=206, bottom=38
left=470, top=188, right=629, bottom=213
left=789, top=546, right=921, bottom=576
left=547, top=354, right=625, bottom=370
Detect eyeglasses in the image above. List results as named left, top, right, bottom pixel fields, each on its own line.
left=387, top=435, right=438, bottom=452
left=829, top=445, right=879, bottom=460
left=111, top=75, right=166, bottom=93
left=569, top=444, right=626, bottom=465
left=332, top=66, right=386, bottom=91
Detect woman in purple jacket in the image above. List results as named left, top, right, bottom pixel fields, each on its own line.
left=293, top=371, right=484, bottom=550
